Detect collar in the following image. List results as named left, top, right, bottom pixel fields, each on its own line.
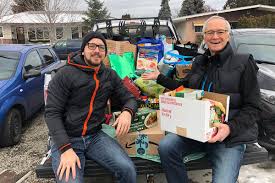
left=204, top=43, right=233, bottom=66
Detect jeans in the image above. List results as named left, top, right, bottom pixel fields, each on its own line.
left=158, top=133, right=246, bottom=183
left=50, top=130, right=136, bottom=183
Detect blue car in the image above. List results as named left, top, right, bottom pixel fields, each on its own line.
left=0, top=44, right=64, bottom=147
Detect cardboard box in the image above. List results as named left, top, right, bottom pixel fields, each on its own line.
left=113, top=108, right=158, bottom=132
left=159, top=91, right=230, bottom=142
left=117, top=120, right=165, bottom=156
left=103, top=40, right=137, bottom=67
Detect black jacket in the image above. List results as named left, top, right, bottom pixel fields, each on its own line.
left=45, top=53, right=138, bottom=152
left=157, top=43, right=261, bottom=147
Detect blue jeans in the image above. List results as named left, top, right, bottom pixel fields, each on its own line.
left=158, top=133, right=246, bottom=183
left=50, top=130, right=136, bottom=183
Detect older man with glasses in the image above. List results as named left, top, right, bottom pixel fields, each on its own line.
left=45, top=31, right=138, bottom=183
left=142, top=16, right=260, bottom=183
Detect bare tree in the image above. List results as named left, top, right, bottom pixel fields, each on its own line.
left=0, top=0, right=11, bottom=22
left=27, top=0, right=81, bottom=44
left=12, top=0, right=44, bottom=13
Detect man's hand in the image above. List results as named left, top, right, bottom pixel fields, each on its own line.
left=141, top=70, right=160, bottom=80
left=208, top=123, right=231, bottom=143
left=57, top=148, right=81, bottom=182
left=112, top=110, right=132, bottom=136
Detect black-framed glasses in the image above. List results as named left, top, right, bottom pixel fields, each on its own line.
left=86, top=43, right=106, bottom=52
left=204, top=30, right=228, bottom=37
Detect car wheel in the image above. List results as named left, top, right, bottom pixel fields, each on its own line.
left=0, top=108, right=22, bottom=147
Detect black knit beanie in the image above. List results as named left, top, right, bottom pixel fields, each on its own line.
left=81, top=31, right=107, bottom=54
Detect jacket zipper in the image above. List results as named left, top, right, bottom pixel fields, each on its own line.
left=81, top=69, right=100, bottom=136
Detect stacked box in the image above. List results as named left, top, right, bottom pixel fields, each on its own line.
left=117, top=112, right=165, bottom=156
left=103, top=40, right=137, bottom=67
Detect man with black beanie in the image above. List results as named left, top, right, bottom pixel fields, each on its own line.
left=45, top=31, right=138, bottom=183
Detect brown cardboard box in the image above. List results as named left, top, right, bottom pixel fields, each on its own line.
left=117, top=117, right=165, bottom=156
left=103, top=40, right=137, bottom=67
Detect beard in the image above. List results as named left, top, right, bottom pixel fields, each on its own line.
left=84, top=53, right=103, bottom=67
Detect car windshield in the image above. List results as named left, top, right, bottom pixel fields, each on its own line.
left=0, top=51, right=20, bottom=80
left=233, top=34, right=275, bottom=64
left=67, top=40, right=82, bottom=47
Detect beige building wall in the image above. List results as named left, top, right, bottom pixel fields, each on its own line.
left=174, top=21, right=185, bottom=41
left=0, top=24, right=13, bottom=44
left=3, top=25, right=12, bottom=39
left=175, top=15, right=212, bottom=44
left=175, top=9, right=275, bottom=44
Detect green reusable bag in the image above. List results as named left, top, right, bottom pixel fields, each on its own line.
left=108, top=52, right=136, bottom=79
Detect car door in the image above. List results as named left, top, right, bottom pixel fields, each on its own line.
left=22, top=49, right=44, bottom=112
left=38, top=47, right=62, bottom=73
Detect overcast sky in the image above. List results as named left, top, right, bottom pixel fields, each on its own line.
left=79, top=0, right=227, bottom=18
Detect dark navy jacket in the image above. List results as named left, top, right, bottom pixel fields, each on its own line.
left=157, top=43, right=260, bottom=147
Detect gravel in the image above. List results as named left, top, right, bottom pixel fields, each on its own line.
left=0, top=109, right=54, bottom=183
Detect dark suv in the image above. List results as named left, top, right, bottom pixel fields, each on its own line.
left=230, top=29, right=275, bottom=151
left=52, top=39, right=82, bottom=60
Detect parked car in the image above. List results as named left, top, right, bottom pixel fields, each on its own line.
left=52, top=39, right=82, bottom=60
left=230, top=29, right=275, bottom=151
left=200, top=28, right=275, bottom=151
left=0, top=44, right=64, bottom=147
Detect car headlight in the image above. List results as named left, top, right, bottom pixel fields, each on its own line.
left=260, top=89, right=275, bottom=105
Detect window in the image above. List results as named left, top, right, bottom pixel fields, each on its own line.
left=56, top=27, right=64, bottom=39
left=71, top=27, right=79, bottom=39
left=194, top=26, right=203, bottom=33
left=44, top=29, right=49, bottom=39
left=82, top=26, right=89, bottom=37
left=67, top=40, right=82, bottom=48
left=234, top=33, right=275, bottom=63
left=24, top=50, right=42, bottom=71
left=0, top=27, right=3, bottom=37
left=54, top=40, right=67, bottom=48
left=27, top=27, right=49, bottom=40
left=39, top=48, right=55, bottom=65
left=37, top=28, right=43, bottom=39
left=0, top=51, right=20, bottom=80
left=28, top=28, right=36, bottom=40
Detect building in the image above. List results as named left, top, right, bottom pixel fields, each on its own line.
left=173, top=4, right=275, bottom=43
left=0, top=11, right=88, bottom=44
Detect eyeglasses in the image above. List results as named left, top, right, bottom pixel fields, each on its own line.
left=204, top=30, right=228, bottom=37
left=87, top=43, right=106, bottom=52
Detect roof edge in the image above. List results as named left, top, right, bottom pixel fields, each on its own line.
left=173, top=4, right=275, bottom=23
